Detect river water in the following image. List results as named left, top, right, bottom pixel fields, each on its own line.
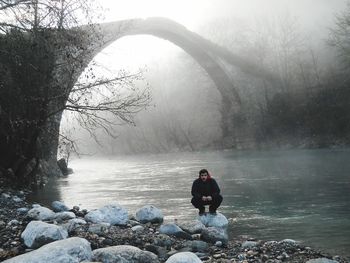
left=30, top=148, right=350, bottom=258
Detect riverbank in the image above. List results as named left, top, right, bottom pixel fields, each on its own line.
left=0, top=186, right=348, bottom=263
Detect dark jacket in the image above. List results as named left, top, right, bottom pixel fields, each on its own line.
left=191, top=177, right=220, bottom=199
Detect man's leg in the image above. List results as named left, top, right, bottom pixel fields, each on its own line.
left=209, top=194, right=223, bottom=214
left=191, top=197, right=205, bottom=215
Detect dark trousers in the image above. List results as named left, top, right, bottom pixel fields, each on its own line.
left=191, top=194, right=223, bottom=212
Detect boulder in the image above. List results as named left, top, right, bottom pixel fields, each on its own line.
left=92, top=245, right=159, bottom=263
left=51, top=201, right=70, bottom=212
left=165, top=252, right=203, bottom=263
left=199, top=212, right=228, bottom=228
left=2, top=237, right=92, bottom=263
left=159, top=223, right=192, bottom=239
left=21, top=221, right=68, bottom=248
left=135, top=205, right=163, bottom=223
left=27, top=205, right=55, bottom=221
left=84, top=203, right=128, bottom=225
left=201, top=227, right=228, bottom=244
left=177, top=220, right=205, bottom=234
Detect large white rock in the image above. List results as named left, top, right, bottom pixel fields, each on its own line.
left=199, top=212, right=228, bottom=228
left=166, top=252, right=203, bottom=263
left=84, top=203, right=128, bottom=225
left=21, top=221, right=68, bottom=248
left=135, top=205, right=163, bottom=223
left=306, top=258, right=339, bottom=263
left=51, top=201, right=70, bottom=212
left=27, top=205, right=56, bottom=221
left=2, top=237, right=92, bottom=263
left=92, top=245, right=159, bottom=263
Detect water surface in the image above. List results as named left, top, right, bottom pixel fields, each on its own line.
left=30, top=149, right=350, bottom=258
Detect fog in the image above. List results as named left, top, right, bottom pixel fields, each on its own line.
left=60, top=0, right=350, bottom=157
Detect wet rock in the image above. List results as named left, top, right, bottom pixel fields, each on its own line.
left=51, top=201, right=70, bottom=212
left=135, top=205, right=163, bottom=224
left=54, top=211, right=76, bottom=221
left=242, top=241, right=258, bottom=249
left=64, top=218, right=87, bottom=233
left=201, top=227, right=228, bottom=245
left=92, top=245, right=159, bottom=263
left=160, top=223, right=192, bottom=239
left=21, top=221, right=68, bottom=248
left=27, top=205, right=55, bottom=221
left=2, top=237, right=92, bottom=263
left=84, top=203, right=128, bottom=225
left=131, top=225, right=144, bottom=232
left=177, top=220, right=205, bottom=234
left=16, top=208, right=29, bottom=214
left=153, top=234, right=173, bottom=248
left=199, top=212, right=228, bottom=228
left=166, top=251, right=203, bottom=263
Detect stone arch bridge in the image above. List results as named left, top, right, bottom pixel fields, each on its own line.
left=45, top=17, right=279, bottom=169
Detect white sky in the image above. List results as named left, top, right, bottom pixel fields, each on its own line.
left=92, top=0, right=347, bottom=73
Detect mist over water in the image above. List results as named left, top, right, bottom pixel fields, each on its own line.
left=31, top=148, right=350, bottom=258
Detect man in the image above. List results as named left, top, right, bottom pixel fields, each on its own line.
left=191, top=168, right=223, bottom=215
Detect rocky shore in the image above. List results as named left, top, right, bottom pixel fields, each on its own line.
left=0, top=187, right=348, bottom=263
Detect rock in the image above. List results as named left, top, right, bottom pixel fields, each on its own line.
left=12, top=196, right=22, bottom=202
left=184, top=240, right=208, bottom=252
left=201, top=227, right=228, bottom=244
left=21, top=221, right=68, bottom=248
left=7, top=219, right=20, bottom=226
left=145, top=244, right=168, bottom=259
left=306, top=258, right=339, bottom=263
left=88, top=223, right=110, bottom=235
left=92, top=245, right=159, bottom=263
left=198, top=212, right=228, bottom=228
left=54, top=211, right=76, bottom=221
left=27, top=205, right=55, bottom=221
left=57, top=158, right=73, bottom=175
left=242, top=241, right=258, bottom=249
left=17, top=207, right=29, bottom=214
left=177, top=220, right=205, bottom=234
left=159, top=223, right=192, bottom=239
left=131, top=225, right=144, bottom=232
left=2, top=237, right=92, bottom=263
left=153, top=234, right=173, bottom=248
left=166, top=251, right=203, bottom=263
left=135, top=205, right=163, bottom=223
left=279, top=239, right=297, bottom=245
left=65, top=218, right=87, bottom=233
left=215, top=241, right=223, bottom=247
left=51, top=201, right=70, bottom=212
left=84, top=203, right=128, bottom=225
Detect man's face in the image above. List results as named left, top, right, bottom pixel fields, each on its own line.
left=200, top=172, right=208, bottom=182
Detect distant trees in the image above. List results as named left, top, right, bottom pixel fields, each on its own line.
left=329, top=1, right=350, bottom=71
left=0, top=0, right=150, bottom=186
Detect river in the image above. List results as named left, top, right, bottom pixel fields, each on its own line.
left=29, top=148, right=350, bottom=258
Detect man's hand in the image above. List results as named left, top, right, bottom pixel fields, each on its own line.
left=202, top=196, right=212, bottom=201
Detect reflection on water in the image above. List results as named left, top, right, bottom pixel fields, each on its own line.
left=29, top=149, right=350, bottom=258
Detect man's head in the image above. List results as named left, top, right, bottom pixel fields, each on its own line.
left=199, top=168, right=209, bottom=182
